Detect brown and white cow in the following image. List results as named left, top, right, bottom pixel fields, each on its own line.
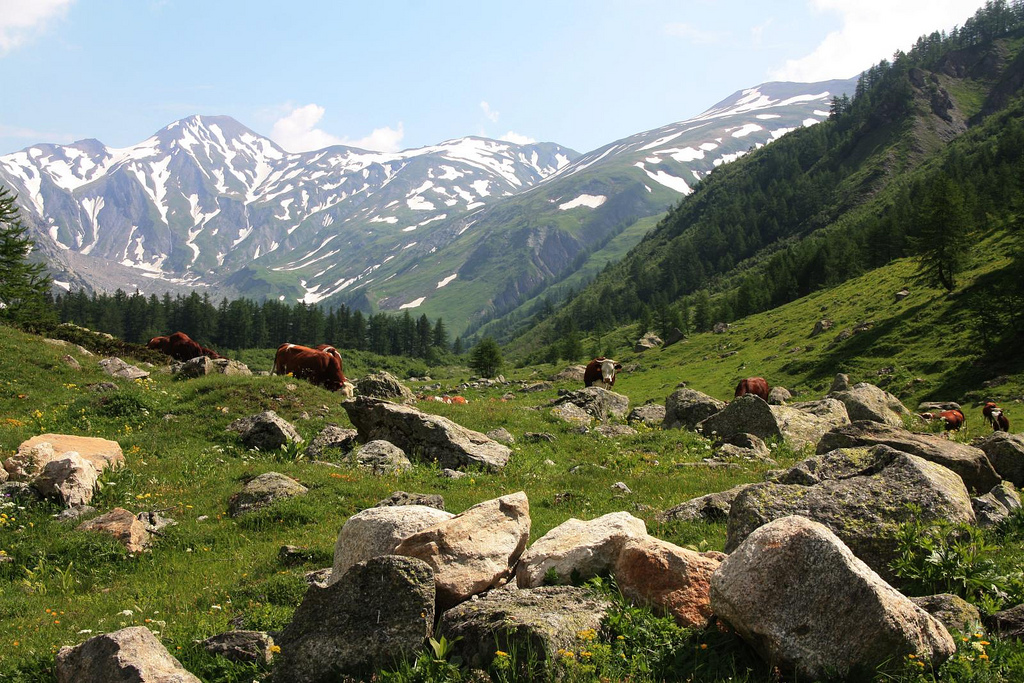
left=583, top=357, right=622, bottom=389
left=147, top=331, right=218, bottom=362
left=275, top=343, right=354, bottom=396
left=983, top=402, right=1011, bottom=432
left=735, top=377, right=771, bottom=401
left=930, top=408, right=965, bottom=431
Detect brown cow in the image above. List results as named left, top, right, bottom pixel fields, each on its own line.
left=583, top=358, right=622, bottom=389
left=983, top=402, right=1011, bottom=432
left=274, top=343, right=354, bottom=396
left=936, top=408, right=965, bottom=431
left=735, top=377, right=771, bottom=401
left=147, top=331, right=216, bottom=362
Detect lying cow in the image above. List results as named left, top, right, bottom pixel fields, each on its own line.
left=584, top=358, right=622, bottom=389
left=147, top=331, right=220, bottom=362
left=274, top=343, right=354, bottom=396
left=735, top=377, right=771, bottom=401
left=983, top=402, right=1011, bottom=432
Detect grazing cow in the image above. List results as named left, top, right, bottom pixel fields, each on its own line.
left=937, top=408, right=966, bottom=431
left=274, top=343, right=353, bottom=396
left=983, top=402, right=1011, bottom=432
left=583, top=358, right=623, bottom=389
left=147, top=331, right=215, bottom=362
left=735, top=377, right=771, bottom=402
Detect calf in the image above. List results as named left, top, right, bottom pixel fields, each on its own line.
left=735, top=377, right=771, bottom=402
left=583, top=358, right=622, bottom=389
left=983, top=402, right=1011, bottom=432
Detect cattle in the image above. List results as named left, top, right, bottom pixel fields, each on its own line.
left=583, top=358, right=622, bottom=389
left=937, top=408, right=966, bottom=431
left=426, top=395, right=468, bottom=405
left=274, top=343, right=354, bottom=396
left=735, top=377, right=771, bottom=402
left=147, top=331, right=218, bottom=362
left=983, top=402, right=1011, bottom=432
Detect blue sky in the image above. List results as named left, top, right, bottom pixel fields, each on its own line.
left=0, top=0, right=989, bottom=156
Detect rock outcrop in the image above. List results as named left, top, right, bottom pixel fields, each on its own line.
left=354, top=371, right=415, bottom=403
left=550, top=387, right=630, bottom=422
left=56, top=626, right=200, bottom=683
left=662, top=388, right=725, bottom=431
left=226, top=411, right=303, bottom=451
left=228, top=472, right=308, bottom=517
left=331, top=505, right=454, bottom=583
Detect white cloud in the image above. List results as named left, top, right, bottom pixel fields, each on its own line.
left=664, top=22, right=728, bottom=45
left=0, top=0, right=75, bottom=55
left=480, top=101, right=500, bottom=123
left=270, top=104, right=404, bottom=153
left=770, top=0, right=988, bottom=82
left=500, top=131, right=536, bottom=145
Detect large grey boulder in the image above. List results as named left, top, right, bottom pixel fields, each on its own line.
left=550, top=387, right=629, bottom=422
left=773, top=399, right=851, bottom=450
left=354, top=371, right=415, bottom=403
left=974, top=432, right=1024, bottom=488
left=439, top=586, right=610, bottom=676
left=228, top=472, right=308, bottom=517
left=342, top=397, right=510, bottom=471
left=395, top=492, right=530, bottom=609
left=98, top=357, right=150, bottom=380
left=726, top=447, right=976, bottom=579
left=634, top=332, right=663, bottom=352
left=628, top=404, right=666, bottom=427
left=516, top=511, right=647, bottom=588
left=767, top=386, right=792, bottom=405
left=829, top=382, right=908, bottom=427
left=331, top=505, right=454, bottom=583
left=711, top=516, right=955, bottom=680
left=351, top=440, right=412, bottom=474
left=697, top=395, right=849, bottom=449
left=550, top=402, right=593, bottom=426
left=226, top=411, right=303, bottom=451
left=698, top=394, right=780, bottom=441
left=658, top=484, right=753, bottom=523
left=663, top=388, right=726, bottom=431
left=973, top=481, right=1021, bottom=528
left=270, top=555, right=435, bottom=683
left=172, top=356, right=215, bottom=379
left=8, top=434, right=123, bottom=481
left=305, top=425, right=358, bottom=460
left=33, top=452, right=98, bottom=507
left=818, top=421, right=1000, bottom=493
left=55, top=626, right=200, bottom=683
left=552, top=365, right=586, bottom=382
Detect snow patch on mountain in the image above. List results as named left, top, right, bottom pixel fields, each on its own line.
left=399, top=297, right=426, bottom=309
left=559, top=194, right=607, bottom=210
left=437, top=273, right=457, bottom=288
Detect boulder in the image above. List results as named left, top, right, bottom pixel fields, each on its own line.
left=716, top=433, right=770, bottom=459
left=974, top=432, right=1024, bottom=488
left=521, top=381, right=553, bottom=393
left=771, top=399, right=851, bottom=450
left=658, top=484, right=752, bottom=523
left=614, top=535, right=721, bottom=628
left=973, top=481, right=1021, bottom=528
left=817, top=421, right=1000, bottom=493
left=77, top=508, right=151, bottom=553
left=98, top=357, right=149, bottom=380
left=270, top=556, right=435, bottom=683
left=919, top=401, right=962, bottom=413
left=226, top=411, right=303, bottom=451
left=305, top=425, right=358, bottom=460
left=62, top=354, right=81, bottom=370
left=550, top=387, right=629, bottom=422
left=212, top=358, right=251, bottom=376
left=354, top=371, right=415, bottom=403
left=486, top=427, right=515, bottom=444
left=829, top=382, right=908, bottom=427
left=550, top=403, right=593, bottom=426
left=373, top=491, right=445, bottom=510
left=342, top=397, right=511, bottom=471
left=0, top=467, right=6, bottom=484
left=726, top=447, right=976, bottom=579
left=439, top=586, right=610, bottom=676
left=985, top=604, right=1024, bottom=640
left=767, top=386, right=792, bottom=405
left=33, top=453, right=98, bottom=507
left=352, top=440, right=412, bottom=474
left=228, top=472, right=308, bottom=517
left=911, top=594, right=983, bottom=635
left=394, top=491, right=531, bottom=609
left=627, top=404, right=666, bottom=427
left=8, top=434, right=124, bottom=481
left=713, top=322, right=729, bottom=334
left=711, top=516, right=955, bottom=680
left=552, top=365, right=586, bottom=382
left=895, top=288, right=911, bottom=301
left=664, top=327, right=686, bottom=346
left=201, top=630, right=276, bottom=664
left=331, top=505, right=453, bottom=583
left=172, top=355, right=214, bottom=379
left=55, top=626, right=200, bottom=683
left=594, top=424, right=638, bottom=438
left=516, top=511, right=647, bottom=588
left=697, top=394, right=779, bottom=441
left=634, top=332, right=663, bottom=352
left=810, top=319, right=833, bottom=337
left=831, top=372, right=851, bottom=392
left=663, top=388, right=726, bottom=431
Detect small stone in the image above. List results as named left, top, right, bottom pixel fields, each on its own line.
left=78, top=507, right=151, bottom=553
left=228, top=472, right=308, bottom=517
left=201, top=630, right=276, bottom=665
left=611, top=481, right=632, bottom=494
left=485, top=428, right=515, bottom=444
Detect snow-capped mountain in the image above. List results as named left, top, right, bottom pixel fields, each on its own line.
left=0, top=115, right=576, bottom=297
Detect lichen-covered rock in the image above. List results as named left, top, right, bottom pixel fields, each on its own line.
left=373, top=491, right=445, bottom=510
left=352, top=440, right=411, bottom=474
left=818, top=421, right=1000, bottom=493
left=986, top=604, right=1024, bottom=640
left=228, top=472, right=308, bottom=517
left=698, top=394, right=780, bottom=441
left=201, top=630, right=276, bottom=664
left=772, top=399, right=850, bottom=450
left=614, top=535, right=721, bottom=628
left=663, top=388, right=726, bottom=431
left=8, top=434, right=124, bottom=481
left=56, top=626, right=200, bottom=683
left=271, top=555, right=435, bottom=683
left=395, top=492, right=530, bottom=609
left=33, top=453, right=98, bottom=507
left=829, top=382, right=908, bottom=427
left=439, top=586, right=611, bottom=676
left=628, top=404, right=666, bottom=427
left=712, top=516, right=955, bottom=680
left=552, top=365, right=587, bottom=382
left=831, top=373, right=850, bottom=392
left=767, top=386, right=792, bottom=405
left=226, top=411, right=303, bottom=451
left=727, top=447, right=975, bottom=579
left=658, top=484, right=752, bottom=523
left=594, top=424, right=638, bottom=438
left=305, top=425, right=358, bottom=460
left=634, top=332, right=663, bottom=352
left=974, top=432, right=1024, bottom=488
left=98, top=357, right=150, bottom=380
left=516, top=512, right=646, bottom=588
left=172, top=355, right=214, bottom=379
left=354, top=371, right=415, bottom=403
left=911, top=594, right=983, bottom=635
left=973, top=481, right=1021, bottom=528
left=486, top=427, right=515, bottom=444
left=342, top=397, right=510, bottom=471
left=551, top=402, right=593, bottom=426
left=77, top=508, right=151, bottom=553
left=331, top=505, right=453, bottom=583
left=550, top=387, right=629, bottom=422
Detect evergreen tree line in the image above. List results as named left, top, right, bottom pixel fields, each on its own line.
left=53, top=289, right=459, bottom=359
left=515, top=1, right=1024, bottom=362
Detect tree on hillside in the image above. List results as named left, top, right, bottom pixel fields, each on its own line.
left=0, top=185, right=52, bottom=326
left=912, top=174, right=973, bottom=291
left=469, top=336, right=503, bottom=378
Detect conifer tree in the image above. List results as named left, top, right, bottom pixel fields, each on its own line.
left=0, top=185, right=52, bottom=326
left=469, top=336, right=503, bottom=377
